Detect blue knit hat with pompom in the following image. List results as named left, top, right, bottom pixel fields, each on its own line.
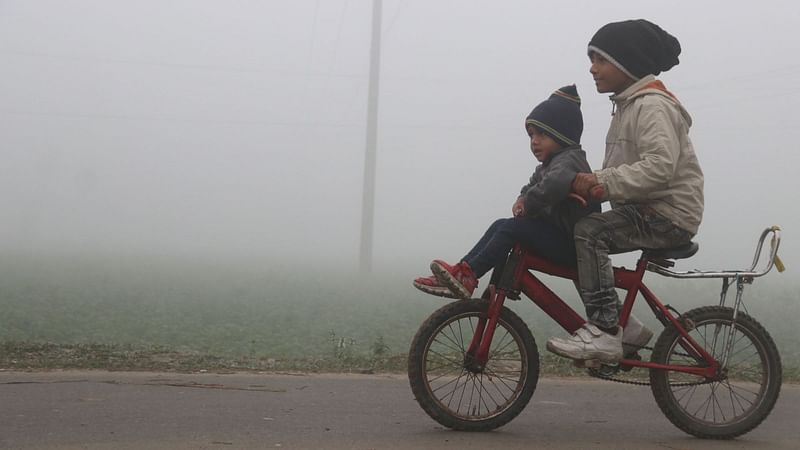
left=525, top=84, right=583, bottom=147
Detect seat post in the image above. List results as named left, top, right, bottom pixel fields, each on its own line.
left=491, top=244, right=524, bottom=300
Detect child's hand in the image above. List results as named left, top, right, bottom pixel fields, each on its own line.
left=512, top=198, right=525, bottom=217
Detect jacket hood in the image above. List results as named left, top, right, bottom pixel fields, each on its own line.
left=611, top=75, right=692, bottom=126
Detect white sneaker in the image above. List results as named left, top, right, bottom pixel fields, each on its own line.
left=546, top=324, right=623, bottom=363
left=622, top=314, right=654, bottom=356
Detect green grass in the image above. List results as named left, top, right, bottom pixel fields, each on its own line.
left=0, top=341, right=410, bottom=373
left=0, top=254, right=436, bottom=360
left=0, top=340, right=590, bottom=378
left=0, top=253, right=797, bottom=381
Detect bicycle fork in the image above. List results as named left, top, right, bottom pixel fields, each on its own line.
left=714, top=274, right=750, bottom=372
left=464, top=285, right=507, bottom=372
left=464, top=248, right=527, bottom=372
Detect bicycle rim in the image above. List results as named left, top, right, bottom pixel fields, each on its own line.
left=657, top=312, right=777, bottom=433
left=422, top=312, right=528, bottom=422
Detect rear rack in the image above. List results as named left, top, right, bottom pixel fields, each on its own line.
left=647, top=226, right=783, bottom=280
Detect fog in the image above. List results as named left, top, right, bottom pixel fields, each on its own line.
left=2, top=0, right=799, bottom=275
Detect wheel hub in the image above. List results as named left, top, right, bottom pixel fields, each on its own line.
left=463, top=353, right=484, bottom=373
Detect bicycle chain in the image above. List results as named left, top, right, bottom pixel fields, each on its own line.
left=586, top=346, right=715, bottom=387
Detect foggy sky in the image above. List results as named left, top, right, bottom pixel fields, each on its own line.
left=1, top=0, right=799, bottom=273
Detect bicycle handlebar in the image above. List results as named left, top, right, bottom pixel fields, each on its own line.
left=648, top=226, right=784, bottom=279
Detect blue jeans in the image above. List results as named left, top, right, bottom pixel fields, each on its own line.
left=463, top=217, right=576, bottom=278
left=574, top=204, right=694, bottom=329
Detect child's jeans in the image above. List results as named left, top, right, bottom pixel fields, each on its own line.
left=463, top=216, right=576, bottom=278
left=574, top=204, right=694, bottom=329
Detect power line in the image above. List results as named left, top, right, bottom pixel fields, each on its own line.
left=0, top=50, right=580, bottom=86
left=687, top=84, right=800, bottom=110
left=1, top=109, right=522, bottom=133
left=307, top=0, right=321, bottom=69
left=325, top=0, right=349, bottom=76
left=0, top=50, right=368, bottom=80
left=383, top=0, right=406, bottom=36
left=672, top=64, right=800, bottom=92
left=0, top=109, right=364, bottom=128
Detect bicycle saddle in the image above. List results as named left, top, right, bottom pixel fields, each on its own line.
left=643, top=241, right=699, bottom=261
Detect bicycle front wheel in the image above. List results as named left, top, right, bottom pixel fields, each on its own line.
left=650, top=306, right=782, bottom=439
left=407, top=299, right=539, bottom=431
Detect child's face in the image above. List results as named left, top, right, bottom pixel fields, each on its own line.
left=589, top=52, right=635, bottom=94
left=527, top=127, right=561, bottom=162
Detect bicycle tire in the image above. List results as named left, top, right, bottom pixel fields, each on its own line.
left=649, top=306, right=782, bottom=439
left=407, top=299, right=539, bottom=431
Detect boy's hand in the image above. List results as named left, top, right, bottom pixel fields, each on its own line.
left=572, top=173, right=599, bottom=198
left=512, top=198, right=525, bottom=217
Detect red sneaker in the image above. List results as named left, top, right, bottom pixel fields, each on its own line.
left=430, top=260, right=478, bottom=299
left=412, top=275, right=459, bottom=299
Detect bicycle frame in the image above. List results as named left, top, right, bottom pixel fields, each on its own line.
left=466, top=247, right=720, bottom=378
left=464, top=226, right=782, bottom=378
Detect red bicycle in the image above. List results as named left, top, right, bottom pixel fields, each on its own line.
left=408, top=226, right=784, bottom=439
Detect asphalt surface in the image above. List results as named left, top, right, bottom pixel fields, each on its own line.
left=0, top=370, right=798, bottom=449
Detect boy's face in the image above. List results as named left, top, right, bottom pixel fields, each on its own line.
left=589, top=52, right=635, bottom=94
left=527, top=126, right=561, bottom=162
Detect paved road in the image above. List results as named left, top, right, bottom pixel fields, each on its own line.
left=0, top=370, right=797, bottom=449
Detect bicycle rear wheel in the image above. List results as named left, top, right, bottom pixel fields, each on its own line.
left=408, top=299, right=539, bottom=431
left=650, top=306, right=782, bottom=439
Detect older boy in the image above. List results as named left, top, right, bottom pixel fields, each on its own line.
left=547, top=20, right=704, bottom=363
left=413, top=85, right=599, bottom=299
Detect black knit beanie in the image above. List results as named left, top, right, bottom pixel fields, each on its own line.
left=588, top=19, right=681, bottom=80
left=525, top=85, right=583, bottom=147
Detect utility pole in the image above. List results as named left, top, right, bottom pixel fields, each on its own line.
left=359, top=0, right=381, bottom=273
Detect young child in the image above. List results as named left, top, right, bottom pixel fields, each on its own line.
left=413, top=85, right=599, bottom=299
left=547, top=19, right=704, bottom=363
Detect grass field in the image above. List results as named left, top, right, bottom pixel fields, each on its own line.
left=1, top=253, right=797, bottom=378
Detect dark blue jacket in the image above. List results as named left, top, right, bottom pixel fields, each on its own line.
left=519, top=145, right=600, bottom=232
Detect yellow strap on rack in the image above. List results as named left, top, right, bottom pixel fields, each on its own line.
left=774, top=254, right=786, bottom=273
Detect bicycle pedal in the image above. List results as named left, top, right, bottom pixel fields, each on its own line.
left=588, top=365, right=620, bottom=378
left=573, top=359, right=603, bottom=369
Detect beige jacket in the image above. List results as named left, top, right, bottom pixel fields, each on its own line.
left=595, top=75, right=704, bottom=234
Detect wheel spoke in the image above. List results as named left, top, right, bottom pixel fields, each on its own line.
left=439, top=324, right=468, bottom=354
left=483, top=366, right=519, bottom=396
left=432, top=368, right=467, bottom=398
left=710, top=382, right=729, bottom=422
left=722, top=380, right=751, bottom=416
left=426, top=347, right=464, bottom=367
left=453, top=371, right=471, bottom=412
left=488, top=330, right=514, bottom=360
left=426, top=363, right=465, bottom=383
left=475, top=373, right=496, bottom=414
